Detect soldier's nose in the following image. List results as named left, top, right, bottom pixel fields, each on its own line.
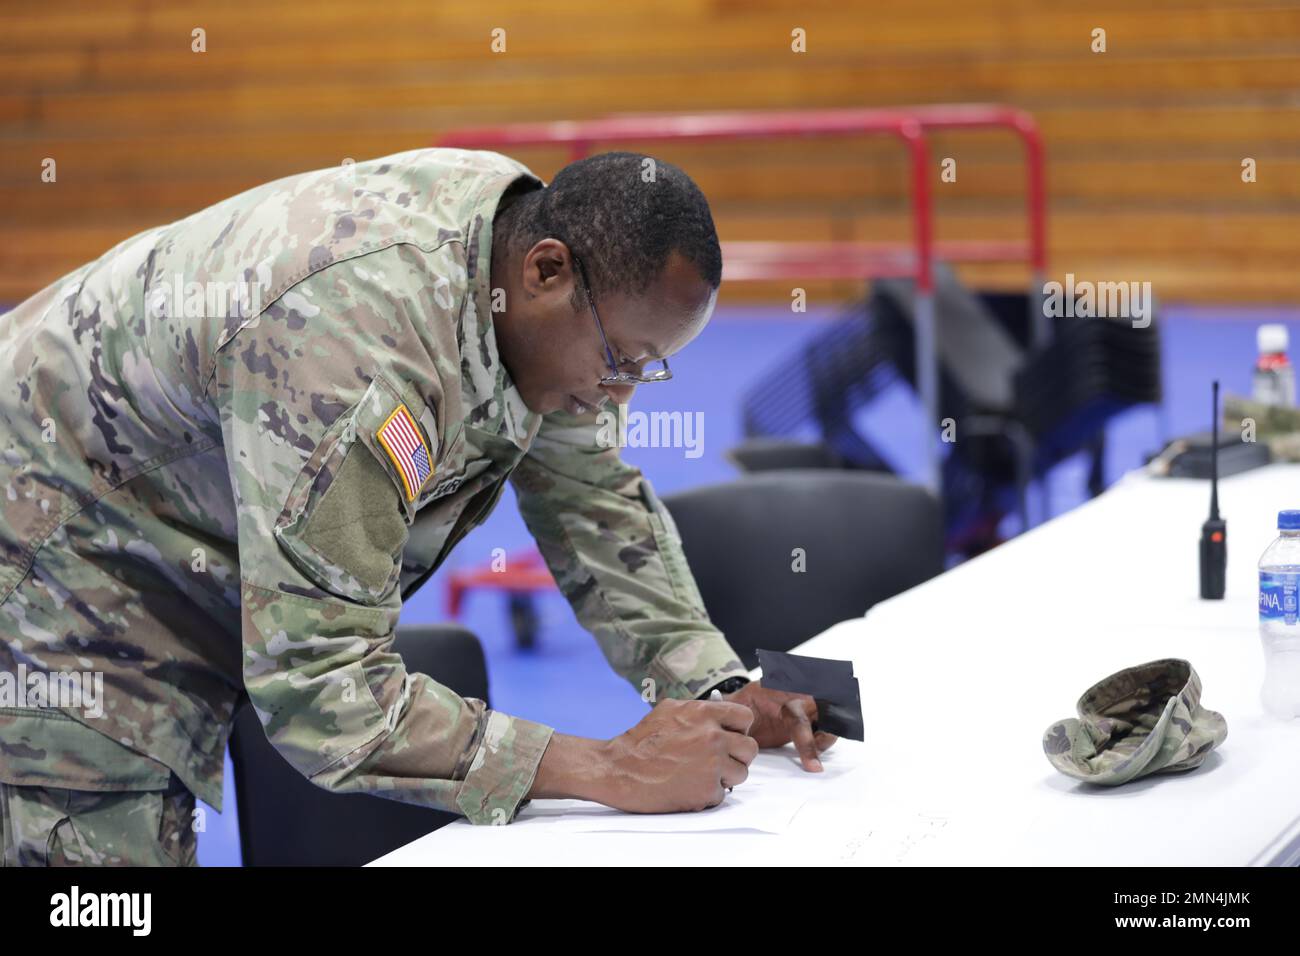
left=601, top=383, right=637, bottom=406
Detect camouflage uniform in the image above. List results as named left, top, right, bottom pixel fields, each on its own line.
left=0, top=148, right=747, bottom=864
left=1224, top=394, right=1300, bottom=462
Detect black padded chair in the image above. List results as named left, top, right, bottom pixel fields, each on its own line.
left=724, top=437, right=846, bottom=473
left=662, top=471, right=944, bottom=670
left=229, top=623, right=490, bottom=866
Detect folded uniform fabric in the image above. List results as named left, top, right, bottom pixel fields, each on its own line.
left=1224, top=393, right=1300, bottom=462
left=1042, top=658, right=1227, bottom=786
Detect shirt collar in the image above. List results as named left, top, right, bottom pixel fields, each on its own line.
left=460, top=165, right=545, bottom=453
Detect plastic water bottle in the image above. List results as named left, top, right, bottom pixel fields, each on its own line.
left=1258, top=510, right=1300, bottom=718
left=1252, top=324, right=1296, bottom=407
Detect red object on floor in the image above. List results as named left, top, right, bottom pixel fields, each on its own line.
left=446, top=549, right=556, bottom=617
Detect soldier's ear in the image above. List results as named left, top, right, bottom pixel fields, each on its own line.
left=524, top=240, right=567, bottom=288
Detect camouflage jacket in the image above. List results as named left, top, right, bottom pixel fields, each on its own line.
left=0, top=148, right=747, bottom=824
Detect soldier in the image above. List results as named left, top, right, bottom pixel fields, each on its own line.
left=0, top=148, right=836, bottom=866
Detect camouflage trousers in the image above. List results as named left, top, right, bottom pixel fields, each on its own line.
left=0, top=777, right=198, bottom=867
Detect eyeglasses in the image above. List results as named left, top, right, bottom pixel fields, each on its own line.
left=572, top=255, right=673, bottom=386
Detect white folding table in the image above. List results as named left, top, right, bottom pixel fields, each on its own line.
left=372, top=464, right=1300, bottom=866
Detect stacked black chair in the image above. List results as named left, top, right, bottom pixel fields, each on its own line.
left=740, top=294, right=897, bottom=475
left=1014, top=313, right=1163, bottom=481
left=229, top=623, right=491, bottom=866
left=662, top=470, right=944, bottom=670
left=740, top=265, right=1030, bottom=552
left=737, top=265, right=1163, bottom=555
left=868, top=267, right=1032, bottom=549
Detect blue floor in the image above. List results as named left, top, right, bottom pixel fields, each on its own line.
left=181, top=301, right=1299, bottom=865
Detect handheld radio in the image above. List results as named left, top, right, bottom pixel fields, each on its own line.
left=1199, top=379, right=1227, bottom=600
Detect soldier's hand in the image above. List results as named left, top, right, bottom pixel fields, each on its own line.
left=596, top=698, right=757, bottom=813
left=726, top=680, right=837, bottom=772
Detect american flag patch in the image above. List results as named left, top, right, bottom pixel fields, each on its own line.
left=375, top=403, right=432, bottom=502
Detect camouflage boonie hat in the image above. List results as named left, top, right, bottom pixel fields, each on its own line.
left=1042, top=658, right=1227, bottom=786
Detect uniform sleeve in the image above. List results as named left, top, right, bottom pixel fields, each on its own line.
left=510, top=406, right=748, bottom=701
left=211, top=243, right=552, bottom=825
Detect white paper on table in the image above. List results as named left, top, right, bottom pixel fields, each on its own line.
left=783, top=766, right=965, bottom=865
left=804, top=797, right=956, bottom=865
left=513, top=747, right=863, bottom=835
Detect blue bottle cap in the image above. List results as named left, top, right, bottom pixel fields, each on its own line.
left=1279, top=510, right=1300, bottom=530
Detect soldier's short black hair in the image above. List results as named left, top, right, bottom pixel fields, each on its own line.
left=495, top=151, right=722, bottom=311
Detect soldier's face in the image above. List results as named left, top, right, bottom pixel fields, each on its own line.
left=496, top=241, right=716, bottom=416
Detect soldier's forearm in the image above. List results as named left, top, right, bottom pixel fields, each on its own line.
left=528, top=732, right=617, bottom=804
